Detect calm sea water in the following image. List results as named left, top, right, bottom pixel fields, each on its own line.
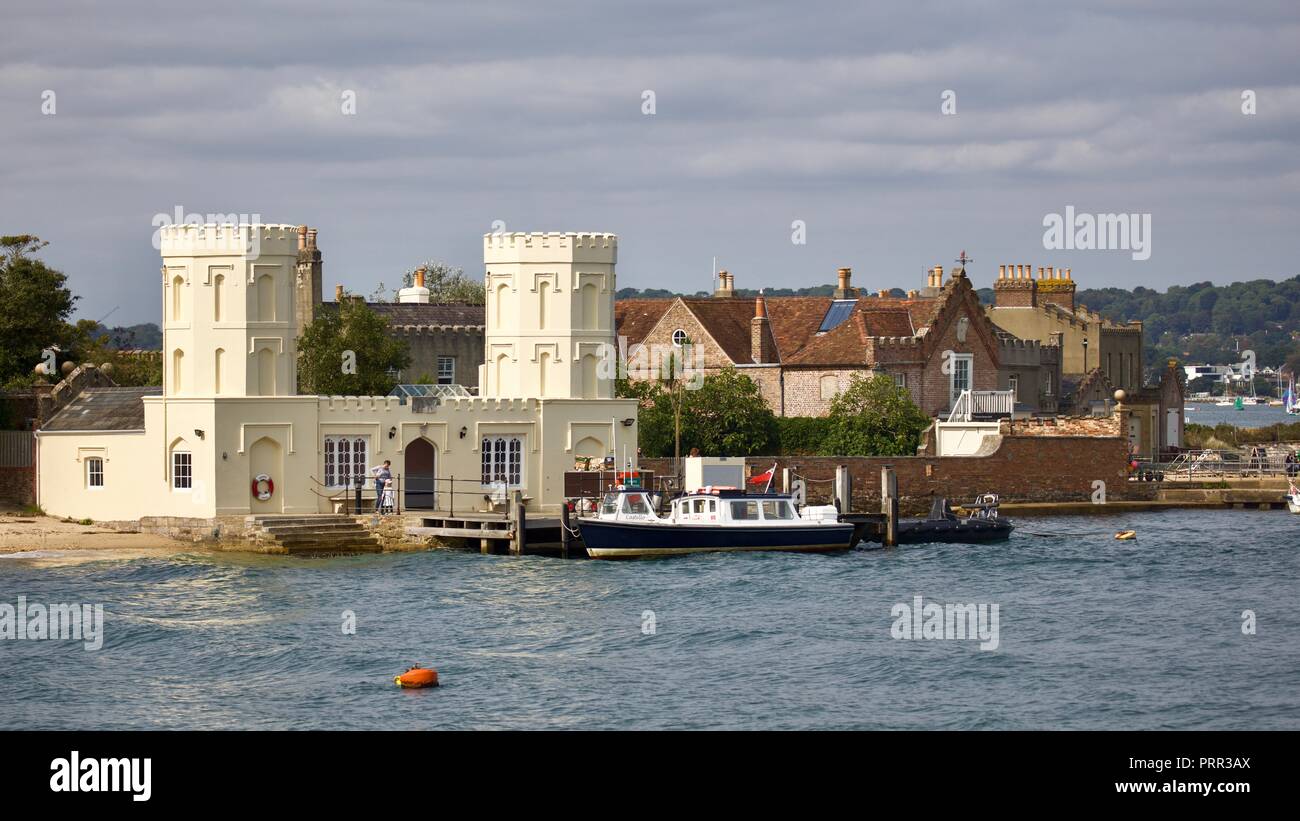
left=1185, top=401, right=1296, bottom=428
left=2, top=508, right=1298, bottom=730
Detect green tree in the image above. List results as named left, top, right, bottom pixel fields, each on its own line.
left=0, top=235, right=77, bottom=387
left=297, top=297, right=411, bottom=395
left=65, top=319, right=162, bottom=386
left=628, top=367, right=777, bottom=457
left=821, top=373, right=931, bottom=456
left=387, top=261, right=484, bottom=304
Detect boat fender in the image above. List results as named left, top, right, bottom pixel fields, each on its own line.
left=394, top=666, right=439, bottom=688
left=1114, top=530, right=1137, bottom=541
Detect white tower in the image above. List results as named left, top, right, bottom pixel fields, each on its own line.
left=159, top=224, right=301, bottom=397
left=480, top=232, right=618, bottom=399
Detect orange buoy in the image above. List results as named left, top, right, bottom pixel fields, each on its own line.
left=1114, top=530, right=1137, bottom=541
left=394, top=666, right=439, bottom=688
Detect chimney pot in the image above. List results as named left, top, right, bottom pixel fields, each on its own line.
left=298, top=225, right=308, bottom=250
left=415, top=267, right=426, bottom=288
left=335, top=284, right=344, bottom=302
left=307, top=228, right=317, bottom=249
left=877, top=289, right=889, bottom=298
left=754, top=293, right=767, bottom=319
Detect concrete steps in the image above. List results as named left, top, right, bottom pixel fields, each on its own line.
left=245, top=514, right=383, bottom=554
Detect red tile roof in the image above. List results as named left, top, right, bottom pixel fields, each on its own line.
left=614, top=291, right=952, bottom=368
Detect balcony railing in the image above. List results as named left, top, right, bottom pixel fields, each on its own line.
left=947, top=389, right=1016, bottom=422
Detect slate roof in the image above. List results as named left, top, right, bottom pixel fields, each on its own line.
left=322, top=301, right=485, bottom=327
left=43, top=387, right=161, bottom=432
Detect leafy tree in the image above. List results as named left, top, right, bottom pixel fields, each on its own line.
left=0, top=235, right=77, bottom=387
left=297, top=297, right=411, bottom=395
left=65, top=319, right=161, bottom=386
left=628, top=367, right=777, bottom=458
left=821, top=373, right=931, bottom=456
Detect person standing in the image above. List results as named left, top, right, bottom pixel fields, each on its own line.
left=370, top=460, right=392, bottom=511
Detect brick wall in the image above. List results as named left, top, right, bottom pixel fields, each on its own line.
left=640, top=429, right=1140, bottom=515
left=0, top=466, right=35, bottom=506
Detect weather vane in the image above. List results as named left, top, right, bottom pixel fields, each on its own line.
left=956, top=250, right=974, bottom=268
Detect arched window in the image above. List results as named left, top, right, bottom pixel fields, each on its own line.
left=213, top=274, right=224, bottom=322
left=495, top=283, right=510, bottom=329
left=171, top=276, right=184, bottom=321
left=537, top=280, right=549, bottom=329
left=581, top=283, right=598, bottom=330
left=257, top=274, right=275, bottom=321
left=214, top=348, right=224, bottom=394
left=481, top=436, right=524, bottom=486
left=538, top=351, right=550, bottom=397
left=171, top=349, right=184, bottom=394
left=257, top=348, right=276, bottom=395
left=581, top=354, right=598, bottom=399
left=495, top=353, right=510, bottom=394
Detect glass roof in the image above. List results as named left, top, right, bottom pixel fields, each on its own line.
left=390, top=384, right=473, bottom=399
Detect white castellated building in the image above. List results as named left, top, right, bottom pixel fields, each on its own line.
left=36, top=227, right=638, bottom=523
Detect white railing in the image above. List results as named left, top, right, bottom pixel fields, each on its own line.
left=947, top=390, right=1015, bottom=422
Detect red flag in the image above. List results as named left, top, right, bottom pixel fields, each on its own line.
left=748, top=469, right=774, bottom=484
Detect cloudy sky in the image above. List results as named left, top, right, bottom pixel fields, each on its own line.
left=3, top=0, right=1298, bottom=325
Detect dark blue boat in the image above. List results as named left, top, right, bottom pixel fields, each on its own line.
left=578, top=489, right=856, bottom=559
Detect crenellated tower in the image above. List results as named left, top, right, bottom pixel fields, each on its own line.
left=159, top=223, right=301, bottom=398
left=480, top=232, right=618, bottom=399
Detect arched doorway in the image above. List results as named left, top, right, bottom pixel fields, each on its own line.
left=249, top=436, right=284, bottom=514
left=404, top=438, right=436, bottom=510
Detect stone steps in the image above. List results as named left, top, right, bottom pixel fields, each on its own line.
left=246, top=514, right=382, bottom=554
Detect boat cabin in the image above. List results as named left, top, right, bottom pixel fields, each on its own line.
left=594, top=488, right=803, bottom=526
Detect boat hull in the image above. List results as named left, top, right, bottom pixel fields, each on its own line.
left=895, top=518, right=1014, bottom=544
left=577, top=518, right=856, bottom=559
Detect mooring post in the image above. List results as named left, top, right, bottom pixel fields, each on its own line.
left=448, top=475, right=454, bottom=515
left=881, top=465, right=898, bottom=548
left=834, top=465, right=852, bottom=513
left=560, top=502, right=572, bottom=559
left=511, top=490, right=526, bottom=556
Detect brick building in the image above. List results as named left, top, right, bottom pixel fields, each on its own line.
left=615, top=264, right=1061, bottom=418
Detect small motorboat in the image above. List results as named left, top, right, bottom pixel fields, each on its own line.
left=576, top=488, right=856, bottom=559
left=894, top=494, right=1015, bottom=544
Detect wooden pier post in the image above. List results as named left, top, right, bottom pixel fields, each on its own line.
left=834, top=465, right=852, bottom=513
left=560, top=503, right=572, bottom=559
left=881, top=465, right=898, bottom=548
left=511, top=490, right=526, bottom=556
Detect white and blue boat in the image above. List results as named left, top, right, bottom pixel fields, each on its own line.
left=577, top=488, right=856, bottom=559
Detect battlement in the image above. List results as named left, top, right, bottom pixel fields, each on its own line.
left=483, top=231, right=618, bottom=265
left=160, top=223, right=301, bottom=258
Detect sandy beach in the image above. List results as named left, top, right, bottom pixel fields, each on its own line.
left=0, top=508, right=187, bottom=554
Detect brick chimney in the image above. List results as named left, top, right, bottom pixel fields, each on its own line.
left=993, top=262, right=1037, bottom=308
left=714, top=270, right=735, bottom=298
left=1037, top=266, right=1076, bottom=312
left=751, top=292, right=777, bottom=363
left=833, top=267, right=854, bottom=299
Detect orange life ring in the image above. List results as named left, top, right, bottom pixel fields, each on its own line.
left=252, top=474, right=274, bottom=501
left=394, top=667, right=439, bottom=688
